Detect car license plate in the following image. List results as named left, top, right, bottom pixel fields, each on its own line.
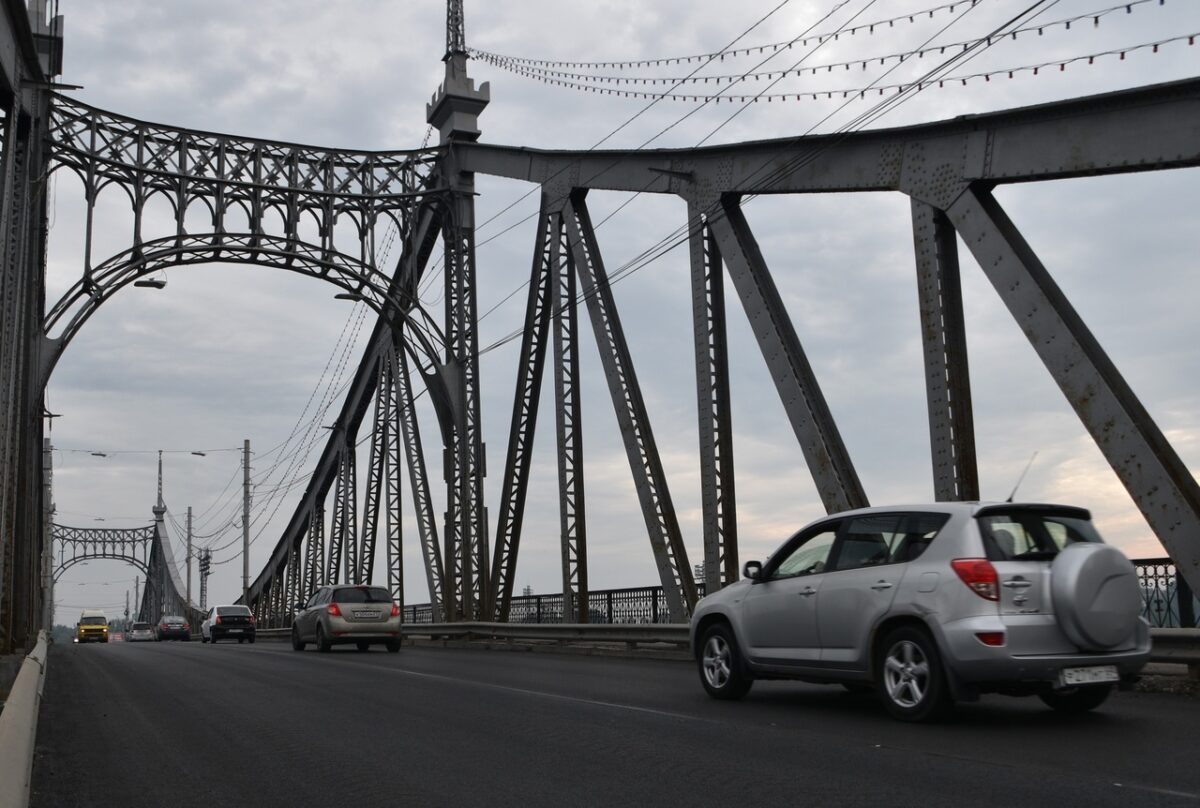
left=228, top=628, right=242, bottom=634
left=353, top=610, right=380, bottom=619
left=1058, top=665, right=1118, bottom=687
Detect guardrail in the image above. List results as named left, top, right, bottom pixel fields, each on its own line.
left=257, top=624, right=1197, bottom=667
left=0, top=631, right=50, bottom=808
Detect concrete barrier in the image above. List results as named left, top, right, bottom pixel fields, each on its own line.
left=0, top=631, right=49, bottom=808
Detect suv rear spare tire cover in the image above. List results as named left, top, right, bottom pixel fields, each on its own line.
left=1050, top=542, right=1140, bottom=651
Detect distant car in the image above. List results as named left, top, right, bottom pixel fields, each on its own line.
left=128, top=622, right=155, bottom=642
left=201, top=605, right=256, bottom=644
left=690, top=502, right=1151, bottom=721
left=291, top=584, right=401, bottom=653
left=75, top=610, right=109, bottom=643
left=156, top=615, right=191, bottom=641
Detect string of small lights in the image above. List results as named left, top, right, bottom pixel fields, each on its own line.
left=474, top=0, right=1168, bottom=88
left=480, top=32, right=1195, bottom=104
left=470, top=0, right=982, bottom=69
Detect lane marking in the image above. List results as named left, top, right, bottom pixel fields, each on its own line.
left=1114, top=783, right=1200, bottom=801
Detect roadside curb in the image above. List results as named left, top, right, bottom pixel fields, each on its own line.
left=0, top=631, right=49, bottom=808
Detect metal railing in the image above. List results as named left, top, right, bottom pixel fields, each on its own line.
left=403, top=584, right=707, bottom=625
left=401, top=559, right=1198, bottom=629
left=1135, top=558, right=1198, bottom=629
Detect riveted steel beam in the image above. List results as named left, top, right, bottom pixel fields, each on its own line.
left=383, top=345, right=404, bottom=608
left=687, top=205, right=738, bottom=591
left=304, top=504, right=325, bottom=601
left=357, top=355, right=389, bottom=584
left=553, top=213, right=588, bottom=623
left=397, top=349, right=446, bottom=621
left=563, top=191, right=696, bottom=621
left=705, top=194, right=867, bottom=514
left=489, top=199, right=556, bottom=620
left=911, top=199, right=978, bottom=501
left=945, top=185, right=1200, bottom=595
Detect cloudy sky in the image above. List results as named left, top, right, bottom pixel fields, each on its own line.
left=45, top=0, right=1199, bottom=622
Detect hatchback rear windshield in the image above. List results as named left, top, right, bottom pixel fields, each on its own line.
left=132, top=622, right=151, bottom=630
left=333, top=587, right=393, bottom=604
left=217, top=606, right=252, bottom=616
left=976, top=506, right=1101, bottom=561
left=79, top=616, right=106, bottom=625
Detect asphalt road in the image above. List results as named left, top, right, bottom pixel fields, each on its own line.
left=31, top=640, right=1200, bottom=807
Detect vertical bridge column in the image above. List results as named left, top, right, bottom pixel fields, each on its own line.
left=687, top=205, right=738, bottom=591
left=911, top=199, right=979, bottom=501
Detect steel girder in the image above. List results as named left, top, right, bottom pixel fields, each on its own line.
left=441, top=185, right=488, bottom=621
left=687, top=207, right=739, bottom=591
left=911, top=199, right=978, bottom=501
left=303, top=504, right=325, bottom=602
left=450, top=78, right=1200, bottom=601
left=563, top=191, right=696, bottom=621
left=358, top=355, right=390, bottom=585
left=551, top=209, right=588, bottom=623
left=383, top=346, right=404, bottom=608
left=705, top=194, right=868, bottom=515
left=487, top=201, right=555, bottom=620
left=396, top=349, right=445, bottom=620
left=328, top=442, right=357, bottom=585
left=941, top=185, right=1200, bottom=597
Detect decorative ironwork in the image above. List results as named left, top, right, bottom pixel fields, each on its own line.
left=1135, top=557, right=1198, bottom=628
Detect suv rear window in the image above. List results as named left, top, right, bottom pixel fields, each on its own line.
left=976, top=505, right=1101, bottom=561
left=333, top=587, right=393, bottom=604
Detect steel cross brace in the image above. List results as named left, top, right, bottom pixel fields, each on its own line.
left=701, top=193, right=868, bottom=515
left=397, top=349, right=446, bottom=621
left=563, top=191, right=696, bottom=620
left=488, top=199, right=556, bottom=620
left=940, top=184, right=1200, bottom=594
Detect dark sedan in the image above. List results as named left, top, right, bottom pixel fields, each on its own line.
left=156, top=615, right=191, bottom=641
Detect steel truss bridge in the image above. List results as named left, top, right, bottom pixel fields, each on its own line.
left=1, top=1, right=1198, bottom=654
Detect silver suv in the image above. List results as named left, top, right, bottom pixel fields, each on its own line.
left=690, top=502, right=1150, bottom=721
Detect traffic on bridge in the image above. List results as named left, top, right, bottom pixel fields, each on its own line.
left=1, top=0, right=1198, bottom=806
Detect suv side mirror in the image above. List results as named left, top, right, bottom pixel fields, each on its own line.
left=743, top=560, right=763, bottom=581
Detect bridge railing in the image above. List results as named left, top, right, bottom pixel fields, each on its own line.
left=403, top=583, right=710, bottom=625
left=1135, top=558, right=1198, bottom=629
left=401, top=559, right=1199, bottom=629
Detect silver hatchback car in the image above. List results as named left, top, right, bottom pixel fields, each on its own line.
left=690, top=502, right=1151, bottom=721
left=292, top=584, right=402, bottom=653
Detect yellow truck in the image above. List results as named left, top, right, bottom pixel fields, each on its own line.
left=75, top=609, right=109, bottom=643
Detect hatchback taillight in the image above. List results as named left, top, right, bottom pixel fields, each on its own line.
left=390, top=604, right=400, bottom=618
left=951, top=558, right=999, bottom=601
left=327, top=603, right=342, bottom=617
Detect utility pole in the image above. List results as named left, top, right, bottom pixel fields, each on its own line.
left=186, top=506, right=193, bottom=607
left=242, top=439, right=250, bottom=604
left=124, top=590, right=129, bottom=626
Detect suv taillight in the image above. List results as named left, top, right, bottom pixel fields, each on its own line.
left=327, top=603, right=342, bottom=617
left=951, top=558, right=999, bottom=601
left=390, top=604, right=400, bottom=618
